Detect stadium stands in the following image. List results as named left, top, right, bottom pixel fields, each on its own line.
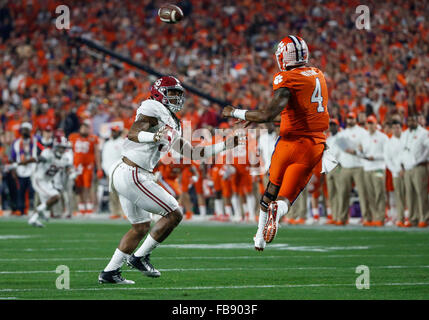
left=0, top=0, right=428, bottom=225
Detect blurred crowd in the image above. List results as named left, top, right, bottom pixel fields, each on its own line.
left=0, top=0, right=428, bottom=225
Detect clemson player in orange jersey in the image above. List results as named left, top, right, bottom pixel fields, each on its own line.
left=68, top=120, right=103, bottom=215
left=223, top=35, right=331, bottom=251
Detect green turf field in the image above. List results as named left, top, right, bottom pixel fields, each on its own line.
left=0, top=218, right=428, bottom=300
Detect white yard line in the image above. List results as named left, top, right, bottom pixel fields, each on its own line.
left=1, top=282, right=429, bottom=293
left=0, top=253, right=428, bottom=262
left=1, top=265, right=428, bottom=274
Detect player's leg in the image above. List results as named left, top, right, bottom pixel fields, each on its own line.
left=240, top=168, right=256, bottom=222
left=230, top=171, right=243, bottom=222
left=337, top=168, right=353, bottom=224
left=103, top=196, right=151, bottom=269
left=126, top=167, right=183, bottom=277
left=100, top=165, right=152, bottom=284
left=195, top=175, right=206, bottom=218
left=179, top=191, right=192, bottom=219
left=212, top=167, right=223, bottom=219
left=262, top=138, right=325, bottom=244
left=29, top=179, right=61, bottom=227
left=83, top=167, right=94, bottom=214
left=74, top=172, right=86, bottom=216
left=222, top=179, right=233, bottom=220
left=352, top=168, right=370, bottom=224
left=254, top=139, right=289, bottom=249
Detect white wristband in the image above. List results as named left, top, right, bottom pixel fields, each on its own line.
left=137, top=131, right=155, bottom=143
left=232, top=109, right=248, bottom=120
left=204, top=141, right=226, bottom=158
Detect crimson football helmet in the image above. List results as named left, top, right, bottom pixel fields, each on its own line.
left=150, top=76, right=185, bottom=113
left=53, top=135, right=69, bottom=158
left=275, top=35, right=309, bottom=71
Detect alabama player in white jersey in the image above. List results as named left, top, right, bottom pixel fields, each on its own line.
left=28, top=136, right=71, bottom=227
left=99, top=76, right=239, bottom=284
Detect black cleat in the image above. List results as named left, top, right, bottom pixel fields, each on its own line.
left=98, top=268, right=135, bottom=284
left=127, top=254, right=161, bottom=278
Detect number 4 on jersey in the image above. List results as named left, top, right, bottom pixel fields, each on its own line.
left=311, top=77, right=324, bottom=113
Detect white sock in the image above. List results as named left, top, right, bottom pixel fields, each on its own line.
left=256, top=209, right=268, bottom=238
left=199, top=205, right=207, bottom=216
left=134, top=234, right=160, bottom=258
left=214, top=199, right=224, bottom=216
left=231, top=195, right=242, bottom=218
left=246, top=195, right=256, bottom=220
left=327, top=207, right=332, bottom=216
left=36, top=202, right=47, bottom=213
left=277, top=200, right=289, bottom=219
left=225, top=205, right=232, bottom=216
left=312, top=207, right=319, bottom=217
left=29, top=212, right=39, bottom=223
left=104, top=248, right=130, bottom=272
left=78, top=203, right=85, bottom=212
left=86, top=202, right=93, bottom=211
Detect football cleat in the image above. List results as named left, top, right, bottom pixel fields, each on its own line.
left=28, top=213, right=44, bottom=228
left=127, top=254, right=161, bottom=278
left=253, top=234, right=266, bottom=251
left=98, top=268, right=135, bottom=284
left=28, top=219, right=44, bottom=228
left=263, top=201, right=279, bottom=243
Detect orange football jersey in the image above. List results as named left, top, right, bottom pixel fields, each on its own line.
left=273, top=66, right=329, bottom=141
left=69, top=133, right=99, bottom=166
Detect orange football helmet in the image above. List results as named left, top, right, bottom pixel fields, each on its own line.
left=275, top=35, right=309, bottom=71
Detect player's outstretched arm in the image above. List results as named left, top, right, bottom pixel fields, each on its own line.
left=171, top=135, right=239, bottom=160
left=222, top=87, right=290, bottom=123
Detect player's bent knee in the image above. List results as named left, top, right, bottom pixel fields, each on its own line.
left=168, top=209, right=183, bottom=225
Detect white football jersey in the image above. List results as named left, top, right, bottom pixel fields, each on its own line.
left=122, top=99, right=182, bottom=172
left=34, top=148, right=72, bottom=182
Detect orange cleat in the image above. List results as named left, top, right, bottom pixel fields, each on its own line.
left=363, top=220, right=373, bottom=227
left=263, top=201, right=279, bottom=243
left=288, top=218, right=296, bottom=225
left=326, top=219, right=336, bottom=225
left=12, top=210, right=21, bottom=216
left=373, top=221, right=384, bottom=227
left=0, top=210, right=3, bottom=217
left=335, top=220, right=345, bottom=226
left=109, top=215, right=121, bottom=219
left=185, top=211, right=193, bottom=220
left=403, top=221, right=412, bottom=227
left=396, top=221, right=405, bottom=227
left=418, top=222, right=428, bottom=228
left=295, top=218, right=306, bottom=225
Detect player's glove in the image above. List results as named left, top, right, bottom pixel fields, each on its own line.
left=154, top=125, right=174, bottom=146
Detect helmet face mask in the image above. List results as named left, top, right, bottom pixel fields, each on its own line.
left=53, top=136, right=68, bottom=159
left=275, top=35, right=309, bottom=71
left=151, top=77, right=185, bottom=113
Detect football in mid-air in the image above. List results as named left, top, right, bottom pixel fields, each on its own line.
left=158, top=4, right=184, bottom=24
